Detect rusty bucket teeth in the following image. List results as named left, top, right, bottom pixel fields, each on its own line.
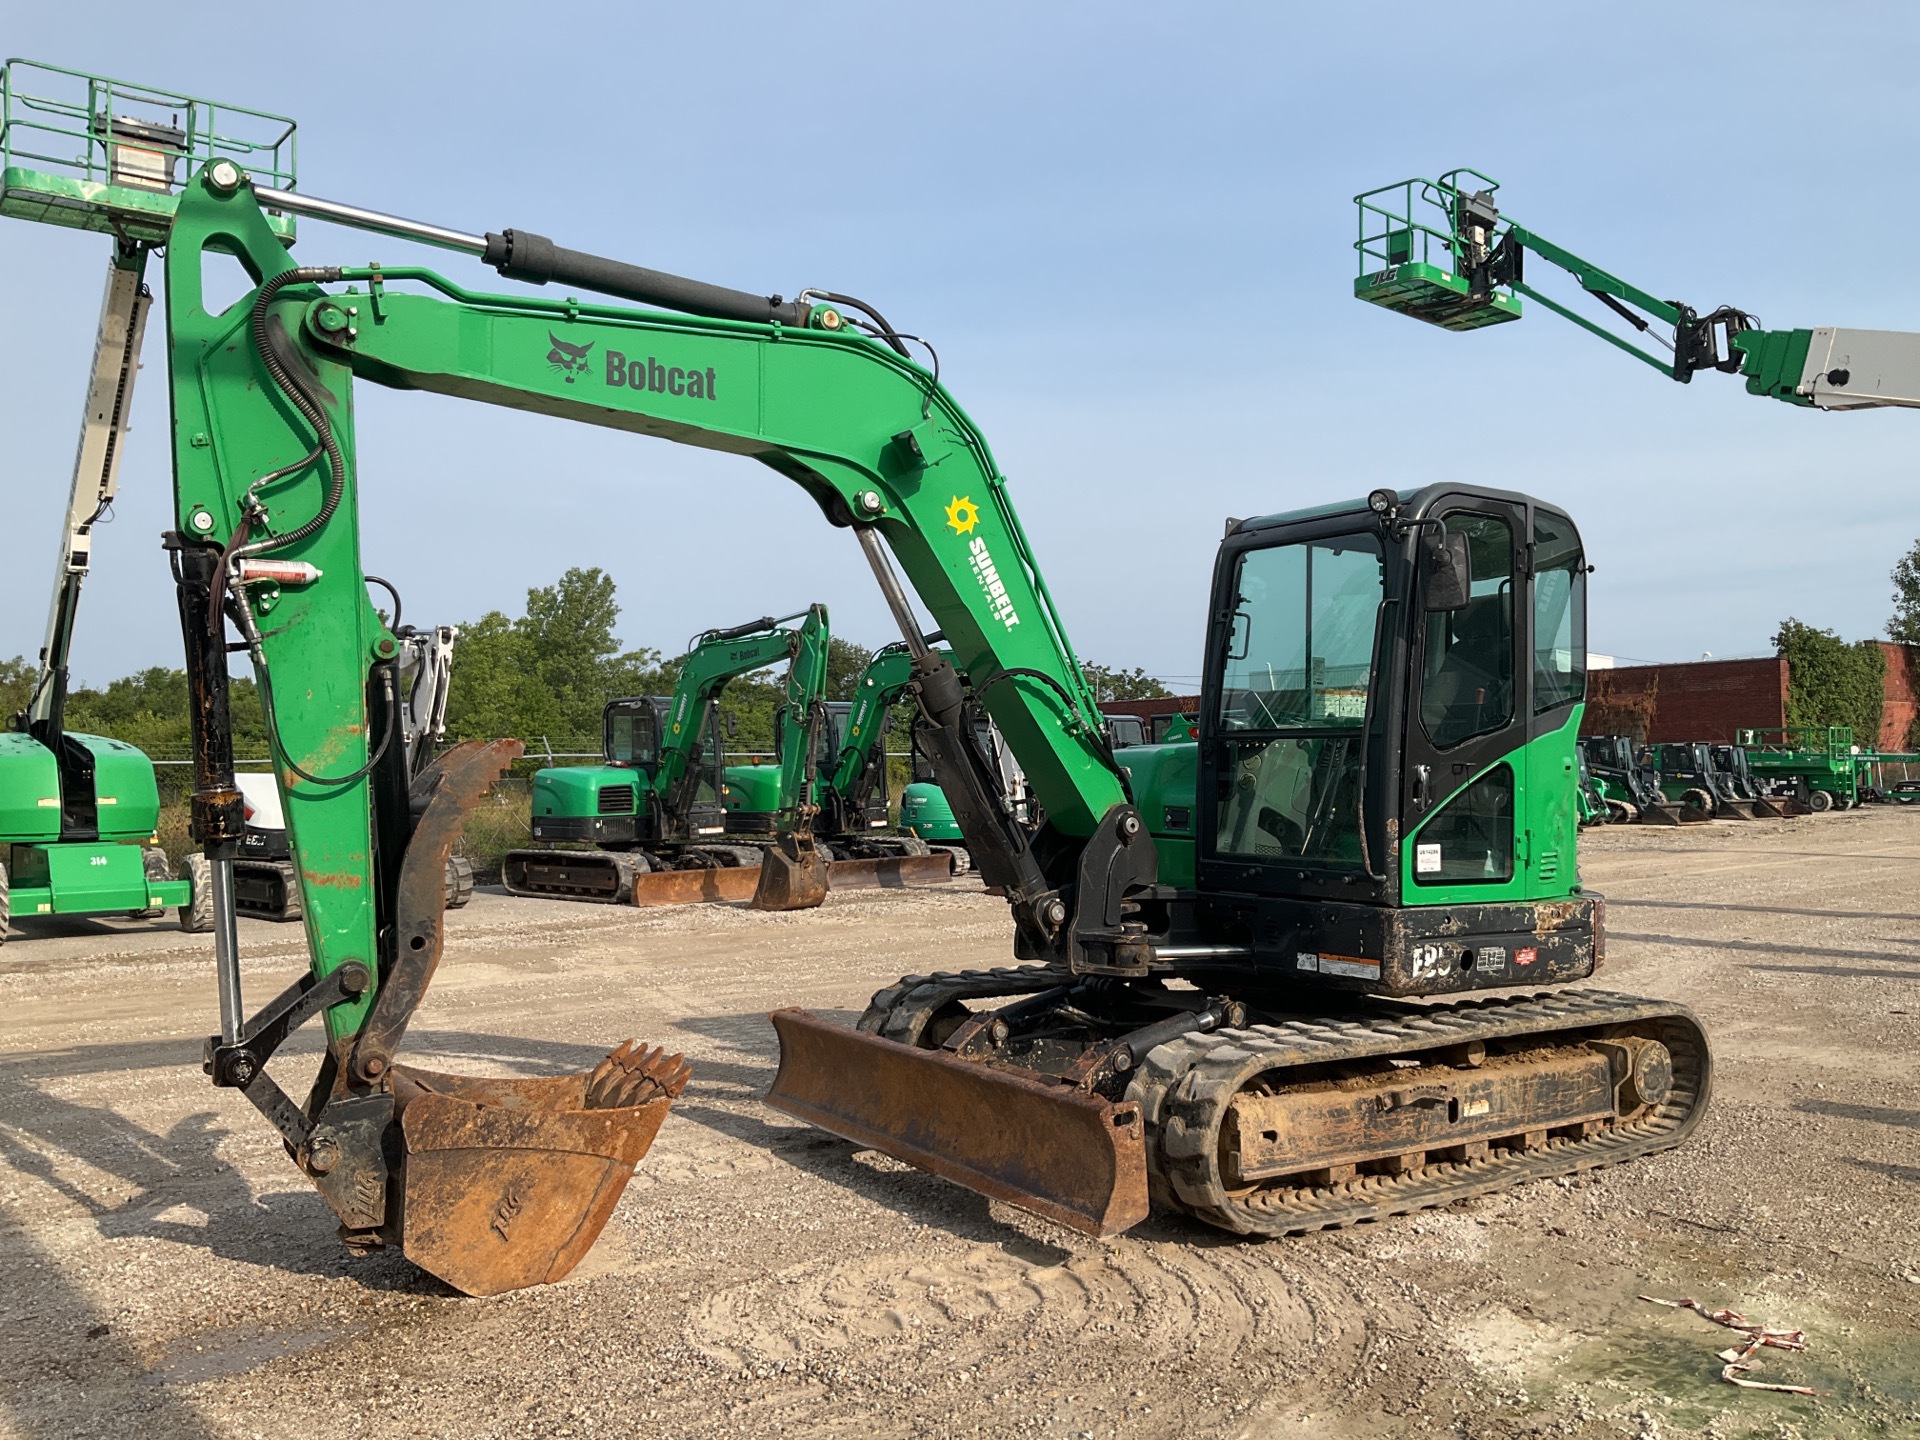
left=388, top=1040, right=691, bottom=1297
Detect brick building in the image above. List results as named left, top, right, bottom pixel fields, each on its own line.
left=1582, top=644, right=1920, bottom=749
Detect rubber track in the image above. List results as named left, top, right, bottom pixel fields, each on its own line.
left=856, top=965, right=1070, bottom=1039
left=1129, top=988, right=1711, bottom=1235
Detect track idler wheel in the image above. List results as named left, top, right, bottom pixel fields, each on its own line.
left=751, top=832, right=830, bottom=911
left=389, top=1041, right=690, bottom=1296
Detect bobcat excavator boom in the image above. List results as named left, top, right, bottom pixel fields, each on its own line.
left=155, top=155, right=1710, bottom=1260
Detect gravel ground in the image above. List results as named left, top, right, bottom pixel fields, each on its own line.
left=2, top=809, right=1918, bottom=1438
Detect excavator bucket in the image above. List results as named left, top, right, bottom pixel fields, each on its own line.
left=824, top=853, right=957, bottom=890
left=389, top=1042, right=690, bottom=1296
left=751, top=833, right=830, bottom=911
left=765, top=1008, right=1150, bottom=1236
left=333, top=743, right=694, bottom=1296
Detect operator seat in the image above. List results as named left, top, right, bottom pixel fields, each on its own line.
left=1422, top=594, right=1511, bottom=747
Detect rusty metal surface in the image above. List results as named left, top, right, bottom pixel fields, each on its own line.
left=751, top=834, right=830, bottom=911
left=1222, top=1045, right=1617, bottom=1185
left=391, top=1041, right=690, bottom=1297
left=631, top=865, right=762, bottom=907
left=766, top=1007, right=1150, bottom=1237
left=351, top=739, right=523, bottom=1084
left=823, top=853, right=955, bottom=891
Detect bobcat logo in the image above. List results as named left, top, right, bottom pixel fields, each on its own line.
left=547, top=332, right=594, bottom=383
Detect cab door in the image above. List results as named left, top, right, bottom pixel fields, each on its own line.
left=1400, top=499, right=1530, bottom=904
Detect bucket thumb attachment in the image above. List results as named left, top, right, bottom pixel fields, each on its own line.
left=751, top=831, right=830, bottom=911
left=389, top=1042, right=690, bottom=1296
left=233, top=739, right=700, bottom=1296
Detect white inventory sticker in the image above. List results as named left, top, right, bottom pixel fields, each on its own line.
left=1415, top=843, right=1442, bottom=874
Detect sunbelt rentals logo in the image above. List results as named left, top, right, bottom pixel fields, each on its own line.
left=947, top=495, right=1019, bottom=630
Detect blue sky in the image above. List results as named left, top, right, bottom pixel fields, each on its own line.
left=5, top=3, right=1917, bottom=693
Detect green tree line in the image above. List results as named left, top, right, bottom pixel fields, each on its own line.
left=3, top=565, right=1173, bottom=760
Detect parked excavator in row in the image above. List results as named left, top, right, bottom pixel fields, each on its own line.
left=501, top=608, right=949, bottom=907
left=723, top=638, right=958, bottom=876
left=2, top=61, right=1710, bottom=1294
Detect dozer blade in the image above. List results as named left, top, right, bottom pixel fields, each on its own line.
left=1635, top=802, right=1697, bottom=826
left=390, top=1041, right=691, bottom=1297
left=751, top=833, right=830, bottom=911
left=630, top=865, right=761, bottom=907
left=766, top=1008, right=1150, bottom=1237
left=824, top=853, right=956, bottom=891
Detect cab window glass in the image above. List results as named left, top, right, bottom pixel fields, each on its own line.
left=1419, top=514, right=1514, bottom=749
left=1533, top=512, right=1586, bottom=714
left=1411, top=764, right=1514, bottom=884
left=1219, top=533, right=1384, bottom=732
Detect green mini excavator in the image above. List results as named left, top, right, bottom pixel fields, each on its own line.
left=725, top=639, right=955, bottom=886
left=503, top=607, right=834, bottom=908
left=5, top=59, right=1711, bottom=1293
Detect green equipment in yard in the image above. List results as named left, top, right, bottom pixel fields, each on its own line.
left=1738, top=727, right=1861, bottom=812
left=725, top=641, right=954, bottom=886
left=0, top=61, right=283, bottom=938
left=1355, top=168, right=1920, bottom=410
left=1572, top=741, right=1612, bottom=827
left=111, top=135, right=1709, bottom=1293
left=1648, top=743, right=1750, bottom=820
left=503, top=608, right=834, bottom=906
left=1580, top=736, right=1701, bottom=825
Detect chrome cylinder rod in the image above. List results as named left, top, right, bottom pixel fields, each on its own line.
left=209, top=857, right=245, bottom=1045
left=855, top=525, right=931, bottom=659
left=252, top=185, right=486, bottom=256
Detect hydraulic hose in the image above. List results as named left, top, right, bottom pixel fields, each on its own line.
left=240, top=266, right=347, bottom=558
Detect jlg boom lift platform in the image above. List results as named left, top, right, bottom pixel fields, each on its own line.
left=2, top=61, right=1709, bottom=1292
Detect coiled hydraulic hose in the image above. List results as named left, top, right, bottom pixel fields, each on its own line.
left=238, top=266, right=347, bottom=559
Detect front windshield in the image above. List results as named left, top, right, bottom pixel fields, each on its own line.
left=1214, top=532, right=1384, bottom=870
left=605, top=701, right=660, bottom=770
left=1219, top=534, right=1385, bottom=731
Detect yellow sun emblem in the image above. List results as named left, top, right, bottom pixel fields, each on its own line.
left=945, top=495, right=980, bottom=536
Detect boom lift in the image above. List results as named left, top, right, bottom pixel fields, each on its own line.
left=502, top=608, right=834, bottom=909
left=1354, top=169, right=1920, bottom=409
left=0, top=63, right=251, bottom=938
left=128, top=139, right=1710, bottom=1270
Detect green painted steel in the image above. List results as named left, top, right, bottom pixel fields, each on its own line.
left=1355, top=167, right=1836, bottom=408
left=1116, top=738, right=1197, bottom=890
left=77, top=733, right=164, bottom=840
left=771, top=607, right=832, bottom=838
left=831, top=644, right=920, bottom=800
left=6, top=842, right=187, bottom=917
left=1737, top=726, right=1862, bottom=805
left=899, top=782, right=962, bottom=843
left=1732, top=328, right=1818, bottom=405
left=1399, top=709, right=1584, bottom=906
left=164, top=182, right=387, bottom=1042
left=0, top=58, right=295, bottom=242
left=0, top=733, right=61, bottom=842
